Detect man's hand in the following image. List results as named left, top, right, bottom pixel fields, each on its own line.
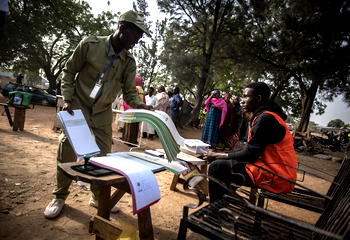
left=203, top=151, right=229, bottom=162
left=137, top=103, right=154, bottom=111
left=62, top=101, right=74, bottom=115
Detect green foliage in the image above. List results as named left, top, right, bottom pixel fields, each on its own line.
left=327, top=119, right=346, bottom=128
left=129, top=0, right=169, bottom=90
left=225, top=0, right=350, bottom=132
left=0, top=0, right=116, bottom=91
left=308, top=121, right=319, bottom=128
left=158, top=0, right=243, bottom=124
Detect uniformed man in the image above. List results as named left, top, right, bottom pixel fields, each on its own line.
left=44, top=10, right=153, bottom=219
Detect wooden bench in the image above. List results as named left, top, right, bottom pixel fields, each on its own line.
left=89, top=216, right=122, bottom=240
left=257, top=145, right=350, bottom=213
left=158, top=149, right=209, bottom=196
left=13, top=106, right=27, bottom=131
left=0, top=103, right=13, bottom=127
left=1, top=103, right=29, bottom=131
left=177, top=165, right=350, bottom=240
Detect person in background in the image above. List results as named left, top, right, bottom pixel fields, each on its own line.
left=154, top=85, right=169, bottom=112
left=232, top=96, right=242, bottom=134
left=229, top=95, right=243, bottom=148
left=44, top=10, right=153, bottom=219
left=201, top=90, right=227, bottom=149
left=16, top=73, right=24, bottom=85
left=166, top=90, right=174, bottom=115
left=122, top=75, right=145, bottom=145
left=142, top=87, right=157, bottom=139
left=219, top=93, right=235, bottom=149
left=169, top=86, right=182, bottom=127
left=206, top=82, right=297, bottom=202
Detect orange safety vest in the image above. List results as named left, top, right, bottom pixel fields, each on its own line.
left=245, top=111, right=297, bottom=193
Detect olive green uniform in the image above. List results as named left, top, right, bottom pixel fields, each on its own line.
left=53, top=35, right=143, bottom=199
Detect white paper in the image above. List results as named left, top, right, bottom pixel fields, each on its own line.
left=127, top=152, right=188, bottom=174
left=183, top=139, right=210, bottom=147
left=144, top=149, right=165, bottom=157
left=57, top=110, right=100, bottom=157
left=156, top=148, right=206, bottom=165
left=90, top=153, right=161, bottom=214
left=107, top=152, right=165, bottom=172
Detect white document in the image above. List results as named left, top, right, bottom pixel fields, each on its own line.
left=144, top=149, right=165, bottom=157
left=127, top=152, right=188, bottom=174
left=107, top=152, right=165, bottom=172
left=182, top=139, right=210, bottom=154
left=57, top=110, right=100, bottom=157
left=156, top=149, right=206, bottom=165
left=90, top=153, right=161, bottom=214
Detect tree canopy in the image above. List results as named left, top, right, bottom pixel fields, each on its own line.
left=230, top=0, right=350, bottom=132
left=327, top=119, right=346, bottom=128
left=1, top=0, right=349, bottom=132
left=0, top=0, right=116, bottom=92
left=158, top=0, right=350, bottom=130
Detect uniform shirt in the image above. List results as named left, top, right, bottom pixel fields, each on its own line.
left=61, top=35, right=143, bottom=128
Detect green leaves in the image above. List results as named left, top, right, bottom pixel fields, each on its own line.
left=1, top=0, right=116, bottom=92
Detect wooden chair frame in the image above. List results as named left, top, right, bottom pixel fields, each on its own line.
left=177, top=157, right=350, bottom=240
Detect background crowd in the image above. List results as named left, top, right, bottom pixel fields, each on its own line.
left=201, top=90, right=243, bottom=150
left=115, top=75, right=183, bottom=145
left=115, top=76, right=246, bottom=151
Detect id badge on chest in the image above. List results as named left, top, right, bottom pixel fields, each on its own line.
left=89, top=81, right=103, bottom=99
left=89, top=50, right=119, bottom=100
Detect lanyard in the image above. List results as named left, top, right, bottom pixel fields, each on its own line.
left=97, top=43, right=119, bottom=83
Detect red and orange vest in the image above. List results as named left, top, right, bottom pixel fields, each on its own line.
left=245, top=111, right=297, bottom=193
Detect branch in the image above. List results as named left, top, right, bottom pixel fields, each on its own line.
left=52, top=54, right=70, bottom=73
left=49, top=31, right=64, bottom=59
left=185, top=86, right=196, bottom=98
left=175, top=0, right=204, bottom=34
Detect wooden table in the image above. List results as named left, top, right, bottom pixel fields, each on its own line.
left=169, top=151, right=208, bottom=196
left=13, top=106, right=27, bottom=131
left=59, top=162, right=155, bottom=240
left=0, top=103, right=13, bottom=127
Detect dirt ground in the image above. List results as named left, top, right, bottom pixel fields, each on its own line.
left=0, top=95, right=345, bottom=240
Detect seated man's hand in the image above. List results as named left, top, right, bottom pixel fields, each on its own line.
left=204, top=151, right=229, bottom=162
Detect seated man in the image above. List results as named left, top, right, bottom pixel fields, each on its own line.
left=206, top=82, right=297, bottom=203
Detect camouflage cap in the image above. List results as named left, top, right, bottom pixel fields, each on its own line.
left=119, top=10, right=151, bottom=37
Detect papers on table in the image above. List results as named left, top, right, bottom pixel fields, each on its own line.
left=128, top=152, right=187, bottom=174
left=107, top=152, right=165, bottom=173
left=57, top=110, right=100, bottom=157
left=119, top=109, right=210, bottom=155
left=90, top=152, right=162, bottom=214
left=182, top=139, right=210, bottom=154
left=156, top=149, right=206, bottom=165
left=144, top=149, right=165, bottom=157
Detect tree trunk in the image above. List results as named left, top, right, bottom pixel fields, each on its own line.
left=296, top=84, right=319, bottom=132
left=189, top=56, right=211, bottom=126
left=43, top=66, right=63, bottom=94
